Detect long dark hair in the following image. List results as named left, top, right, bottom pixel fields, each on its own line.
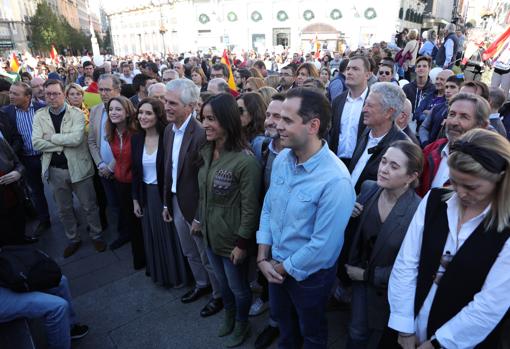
left=134, top=97, right=167, bottom=135
left=105, top=96, right=137, bottom=142
left=200, top=93, right=247, bottom=152
left=238, top=92, right=267, bottom=142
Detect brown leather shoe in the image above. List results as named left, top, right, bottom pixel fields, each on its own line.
left=92, top=239, right=106, bottom=252
left=63, top=242, right=81, bottom=258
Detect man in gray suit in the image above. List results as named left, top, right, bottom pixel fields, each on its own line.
left=88, top=74, right=127, bottom=249
left=162, top=79, right=223, bottom=318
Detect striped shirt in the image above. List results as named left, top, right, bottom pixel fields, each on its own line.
left=15, top=103, right=40, bottom=156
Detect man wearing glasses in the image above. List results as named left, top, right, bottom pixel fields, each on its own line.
left=32, top=79, right=106, bottom=258
left=376, top=63, right=396, bottom=83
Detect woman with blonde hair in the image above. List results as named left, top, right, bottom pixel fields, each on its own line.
left=400, top=29, right=419, bottom=80
left=244, top=77, right=265, bottom=93
left=191, top=66, right=208, bottom=92
left=257, top=86, right=278, bottom=106
left=65, top=83, right=90, bottom=132
left=388, top=128, right=510, bottom=349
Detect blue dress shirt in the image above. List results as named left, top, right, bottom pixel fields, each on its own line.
left=257, top=142, right=356, bottom=281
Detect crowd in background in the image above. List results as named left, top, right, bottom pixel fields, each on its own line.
left=0, top=20, right=510, bottom=349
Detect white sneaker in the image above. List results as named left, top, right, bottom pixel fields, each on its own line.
left=249, top=297, right=268, bottom=316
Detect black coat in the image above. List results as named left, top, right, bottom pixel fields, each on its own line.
left=131, top=132, right=165, bottom=207
left=348, top=124, right=409, bottom=193
left=328, top=90, right=368, bottom=156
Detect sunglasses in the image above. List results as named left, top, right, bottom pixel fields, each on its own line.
left=433, top=251, right=454, bottom=285
left=378, top=70, right=391, bottom=76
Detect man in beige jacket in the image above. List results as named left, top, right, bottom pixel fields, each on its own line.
left=32, top=79, right=106, bottom=258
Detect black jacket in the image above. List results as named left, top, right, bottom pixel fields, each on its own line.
left=131, top=132, right=165, bottom=207
left=348, top=124, right=409, bottom=193
left=328, top=89, right=369, bottom=156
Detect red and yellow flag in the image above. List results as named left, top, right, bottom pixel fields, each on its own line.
left=483, top=25, right=510, bottom=61
left=10, top=52, right=20, bottom=72
left=220, top=49, right=237, bottom=91
left=50, top=45, right=58, bottom=63
left=315, top=34, right=321, bottom=59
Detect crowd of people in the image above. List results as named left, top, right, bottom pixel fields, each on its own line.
left=0, top=20, right=510, bottom=349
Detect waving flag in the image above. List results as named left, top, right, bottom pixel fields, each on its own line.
left=220, top=50, right=237, bottom=91
left=483, top=25, right=510, bottom=61
left=50, top=45, right=58, bottom=63
left=10, top=52, right=20, bottom=72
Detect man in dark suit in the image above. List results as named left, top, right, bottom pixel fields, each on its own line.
left=161, top=78, right=223, bottom=318
left=349, top=82, right=409, bottom=193
left=2, top=82, right=48, bottom=236
left=329, top=56, right=371, bottom=167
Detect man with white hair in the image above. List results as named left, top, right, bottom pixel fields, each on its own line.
left=396, top=98, right=419, bottom=145
left=162, top=69, right=179, bottom=84
left=162, top=79, right=223, bottom=318
left=435, top=23, right=459, bottom=69
left=348, top=82, right=410, bottom=193
left=147, top=82, right=166, bottom=103
left=207, top=78, right=230, bottom=95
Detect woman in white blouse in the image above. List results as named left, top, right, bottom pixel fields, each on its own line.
left=387, top=128, right=510, bottom=349
left=131, top=97, right=190, bottom=287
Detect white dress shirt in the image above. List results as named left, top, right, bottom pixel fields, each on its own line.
left=431, top=143, right=450, bottom=189
left=171, top=114, right=192, bottom=193
left=337, top=88, right=369, bottom=159
left=350, top=130, right=386, bottom=187
left=388, top=192, right=510, bottom=348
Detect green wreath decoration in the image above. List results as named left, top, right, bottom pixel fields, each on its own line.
left=277, top=10, right=288, bottom=22
left=251, top=11, right=262, bottom=22
left=364, top=7, right=377, bottom=20
left=330, top=9, right=342, bottom=20
left=303, top=10, right=314, bottom=21
left=227, top=11, right=238, bottom=22
left=198, top=14, right=210, bottom=24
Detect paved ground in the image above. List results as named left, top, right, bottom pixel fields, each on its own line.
left=29, top=185, right=349, bottom=349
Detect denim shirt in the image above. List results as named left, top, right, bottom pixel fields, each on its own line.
left=257, top=142, right=356, bottom=281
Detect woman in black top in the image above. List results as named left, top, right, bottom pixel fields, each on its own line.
left=345, top=140, right=423, bottom=349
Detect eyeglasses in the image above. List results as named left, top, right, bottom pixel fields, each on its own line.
left=98, top=88, right=113, bottom=93
left=210, top=73, right=224, bottom=79
left=238, top=106, right=245, bottom=114
left=45, top=92, right=62, bottom=98
left=279, top=72, right=292, bottom=77
left=378, top=71, right=391, bottom=76
left=243, top=88, right=253, bottom=93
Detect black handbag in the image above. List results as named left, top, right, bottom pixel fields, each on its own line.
left=0, top=246, right=62, bottom=292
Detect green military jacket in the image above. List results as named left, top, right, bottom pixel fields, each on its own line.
left=197, top=143, right=261, bottom=257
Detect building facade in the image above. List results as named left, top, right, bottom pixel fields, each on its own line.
left=0, top=0, right=36, bottom=52
left=108, top=0, right=448, bottom=56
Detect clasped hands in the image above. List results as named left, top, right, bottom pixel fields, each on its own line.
left=259, top=258, right=287, bottom=284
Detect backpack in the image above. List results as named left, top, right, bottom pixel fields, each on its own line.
left=0, top=246, right=62, bottom=292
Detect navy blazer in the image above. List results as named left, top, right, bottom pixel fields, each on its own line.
left=131, top=132, right=165, bottom=207
left=1, top=102, right=45, bottom=156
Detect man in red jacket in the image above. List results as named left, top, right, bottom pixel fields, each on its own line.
left=418, top=93, right=490, bottom=196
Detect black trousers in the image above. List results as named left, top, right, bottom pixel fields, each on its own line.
left=115, top=181, right=145, bottom=269
left=0, top=202, right=26, bottom=246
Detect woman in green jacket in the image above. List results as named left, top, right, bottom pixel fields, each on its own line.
left=194, top=93, right=261, bottom=348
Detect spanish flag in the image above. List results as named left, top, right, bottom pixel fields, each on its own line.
left=50, top=45, right=58, bottom=63
left=221, top=50, right=237, bottom=91
left=10, top=52, right=20, bottom=72
left=483, top=25, right=510, bottom=61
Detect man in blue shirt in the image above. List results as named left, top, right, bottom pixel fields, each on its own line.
left=256, top=88, right=356, bottom=348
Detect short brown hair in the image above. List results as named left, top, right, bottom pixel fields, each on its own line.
left=416, top=56, right=432, bottom=68
left=43, top=79, right=64, bottom=92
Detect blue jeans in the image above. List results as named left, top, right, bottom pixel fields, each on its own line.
left=99, top=177, right=126, bottom=238
left=269, top=266, right=336, bottom=349
left=0, top=275, right=76, bottom=349
left=206, top=248, right=252, bottom=322
left=346, top=281, right=383, bottom=349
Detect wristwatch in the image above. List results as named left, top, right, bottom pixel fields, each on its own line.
left=430, top=336, right=442, bottom=349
